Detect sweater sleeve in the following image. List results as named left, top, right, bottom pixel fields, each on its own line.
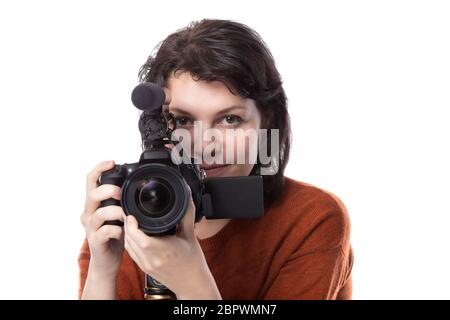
left=261, top=193, right=354, bottom=300
left=77, top=238, right=90, bottom=300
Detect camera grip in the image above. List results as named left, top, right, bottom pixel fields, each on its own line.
left=99, top=165, right=126, bottom=227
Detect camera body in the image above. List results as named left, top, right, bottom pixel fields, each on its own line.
left=99, top=143, right=265, bottom=235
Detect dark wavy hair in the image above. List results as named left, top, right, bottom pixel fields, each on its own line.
left=137, top=19, right=291, bottom=208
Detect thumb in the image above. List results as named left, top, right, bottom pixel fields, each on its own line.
left=124, top=214, right=139, bottom=234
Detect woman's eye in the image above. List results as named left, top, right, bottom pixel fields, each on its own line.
left=174, top=117, right=192, bottom=126
left=219, top=115, right=243, bottom=125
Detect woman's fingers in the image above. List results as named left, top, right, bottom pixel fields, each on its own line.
left=84, top=184, right=122, bottom=214
left=124, top=215, right=170, bottom=251
left=124, top=215, right=153, bottom=247
left=86, top=160, right=115, bottom=191
left=87, top=205, right=126, bottom=233
left=93, top=225, right=124, bottom=244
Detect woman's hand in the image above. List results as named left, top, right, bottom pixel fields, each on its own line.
left=80, top=160, right=126, bottom=279
left=124, top=189, right=222, bottom=300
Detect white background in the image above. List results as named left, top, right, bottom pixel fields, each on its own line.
left=0, top=0, right=449, bottom=299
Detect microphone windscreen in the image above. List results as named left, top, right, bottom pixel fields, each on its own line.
left=131, top=82, right=166, bottom=111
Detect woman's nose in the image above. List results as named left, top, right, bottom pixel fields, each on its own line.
left=192, top=124, right=223, bottom=162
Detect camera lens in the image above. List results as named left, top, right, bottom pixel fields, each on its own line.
left=136, top=178, right=175, bottom=218
left=121, top=163, right=191, bottom=234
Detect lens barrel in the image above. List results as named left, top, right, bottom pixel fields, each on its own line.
left=121, top=163, right=190, bottom=234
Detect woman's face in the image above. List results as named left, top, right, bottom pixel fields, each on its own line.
left=164, top=71, right=261, bottom=178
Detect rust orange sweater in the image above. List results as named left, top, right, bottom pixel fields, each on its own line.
left=78, top=177, right=353, bottom=299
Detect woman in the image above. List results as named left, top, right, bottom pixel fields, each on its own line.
left=78, top=19, right=353, bottom=300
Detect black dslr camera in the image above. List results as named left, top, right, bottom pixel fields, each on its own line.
left=98, top=82, right=265, bottom=235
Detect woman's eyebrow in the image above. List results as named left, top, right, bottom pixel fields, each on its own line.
left=170, top=105, right=246, bottom=116
left=215, top=105, right=247, bottom=115
left=169, top=107, right=194, bottom=116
